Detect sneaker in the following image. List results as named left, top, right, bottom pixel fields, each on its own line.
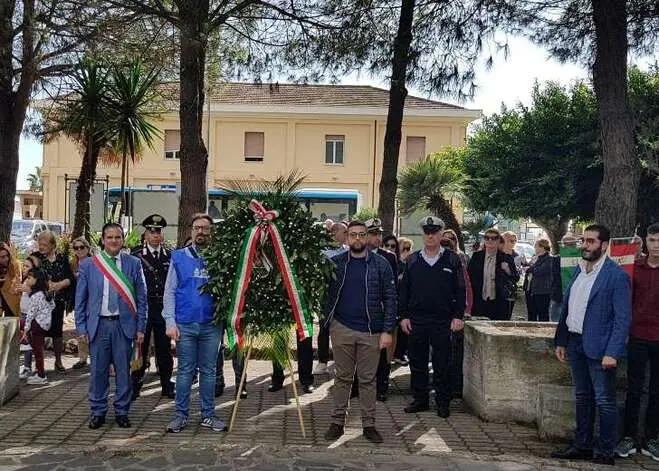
left=26, top=374, right=48, bottom=385
left=363, top=426, right=383, bottom=444
left=313, top=362, right=329, bottom=375
left=200, top=416, right=227, bottom=432
left=323, top=423, right=344, bottom=441
left=642, top=439, right=659, bottom=462
left=166, top=416, right=188, bottom=433
left=392, top=356, right=408, bottom=366
left=19, top=368, right=31, bottom=380
left=615, top=436, right=637, bottom=458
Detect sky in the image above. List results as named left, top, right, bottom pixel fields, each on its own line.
left=15, top=36, right=598, bottom=190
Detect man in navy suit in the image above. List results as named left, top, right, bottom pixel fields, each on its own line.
left=75, top=223, right=147, bottom=429
left=552, top=224, right=632, bottom=466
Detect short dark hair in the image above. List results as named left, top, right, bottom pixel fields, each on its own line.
left=101, top=222, right=124, bottom=239
left=584, top=224, right=611, bottom=243
left=191, top=213, right=213, bottom=227
left=647, top=223, right=659, bottom=235
left=347, top=220, right=366, bottom=230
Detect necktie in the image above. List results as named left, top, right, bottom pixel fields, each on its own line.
left=154, top=250, right=159, bottom=261
left=108, top=257, right=119, bottom=313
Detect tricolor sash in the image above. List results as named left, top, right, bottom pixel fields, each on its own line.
left=92, top=253, right=137, bottom=317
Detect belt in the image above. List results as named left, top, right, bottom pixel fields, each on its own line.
left=100, top=315, right=120, bottom=321
left=568, top=331, right=582, bottom=338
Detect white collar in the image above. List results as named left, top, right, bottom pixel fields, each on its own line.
left=147, top=244, right=160, bottom=253
left=422, top=247, right=444, bottom=258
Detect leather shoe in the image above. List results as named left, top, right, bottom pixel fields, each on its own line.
left=301, top=384, right=315, bottom=394
left=437, top=402, right=450, bottom=418
left=268, top=382, right=283, bottom=393
left=404, top=401, right=430, bottom=413
left=162, top=384, right=175, bottom=399
left=592, top=456, right=615, bottom=466
left=551, top=446, right=594, bottom=460
left=215, top=385, right=225, bottom=397
left=88, top=415, right=105, bottom=429
left=363, top=426, right=383, bottom=444
left=115, top=415, right=131, bottom=428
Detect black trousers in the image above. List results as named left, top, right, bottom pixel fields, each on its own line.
left=528, top=294, right=551, bottom=322
left=135, top=308, right=173, bottom=389
left=317, top=321, right=330, bottom=364
left=394, top=327, right=408, bottom=360
left=448, top=331, right=464, bottom=397
left=272, top=335, right=313, bottom=386
left=624, top=337, right=659, bottom=441
left=475, top=298, right=508, bottom=321
left=216, top=344, right=245, bottom=388
left=408, top=321, right=451, bottom=404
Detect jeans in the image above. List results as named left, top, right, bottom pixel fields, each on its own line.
left=549, top=300, right=562, bottom=322
left=568, top=334, right=618, bottom=457
left=624, top=336, right=659, bottom=442
left=175, top=322, right=222, bottom=419
left=408, top=320, right=451, bottom=404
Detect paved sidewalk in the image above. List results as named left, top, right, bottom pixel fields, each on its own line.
left=1, top=353, right=657, bottom=470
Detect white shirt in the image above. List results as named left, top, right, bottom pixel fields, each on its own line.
left=420, top=247, right=444, bottom=267
left=147, top=244, right=161, bottom=258
left=101, top=251, right=122, bottom=317
left=566, top=256, right=606, bottom=334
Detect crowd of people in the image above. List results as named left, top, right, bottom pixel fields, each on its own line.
left=0, top=213, right=657, bottom=466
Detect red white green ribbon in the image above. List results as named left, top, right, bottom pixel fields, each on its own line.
left=227, top=200, right=314, bottom=349
left=92, top=252, right=137, bottom=317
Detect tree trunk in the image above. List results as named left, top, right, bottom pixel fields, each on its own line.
left=72, top=141, right=100, bottom=240
left=0, top=116, right=21, bottom=242
left=119, top=153, right=127, bottom=219
left=177, top=11, right=209, bottom=246
left=591, top=0, right=639, bottom=237
left=377, top=0, right=416, bottom=235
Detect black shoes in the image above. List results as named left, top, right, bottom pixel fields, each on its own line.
left=376, top=393, right=387, bottom=402
left=363, top=426, right=383, bottom=444
left=591, top=456, right=615, bottom=466
left=88, top=415, right=105, bottom=429
left=301, top=384, right=315, bottom=394
left=437, top=402, right=450, bottom=418
left=324, top=423, right=344, bottom=441
left=215, top=385, right=225, bottom=397
left=404, top=401, right=430, bottom=413
left=72, top=360, right=87, bottom=370
left=115, top=415, right=131, bottom=428
left=268, top=382, right=283, bottom=393
left=162, top=382, right=176, bottom=399
left=550, top=446, right=594, bottom=460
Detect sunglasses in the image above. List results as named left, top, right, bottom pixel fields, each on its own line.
left=73, top=245, right=87, bottom=250
left=384, top=243, right=397, bottom=249
left=401, top=246, right=411, bottom=252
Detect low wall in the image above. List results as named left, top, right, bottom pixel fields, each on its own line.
left=463, top=321, right=571, bottom=424
left=0, top=317, right=20, bottom=406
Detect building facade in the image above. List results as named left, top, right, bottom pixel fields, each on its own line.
left=41, top=83, right=480, bottom=236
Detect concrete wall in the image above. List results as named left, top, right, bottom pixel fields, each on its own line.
left=0, top=317, right=20, bottom=406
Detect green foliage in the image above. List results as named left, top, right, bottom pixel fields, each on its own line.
left=203, top=175, right=334, bottom=341
left=124, top=230, right=142, bottom=250
left=352, top=208, right=379, bottom=222
left=26, top=167, right=43, bottom=192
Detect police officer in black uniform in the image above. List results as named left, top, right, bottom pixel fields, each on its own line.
left=132, top=214, right=175, bottom=399
left=399, top=216, right=466, bottom=418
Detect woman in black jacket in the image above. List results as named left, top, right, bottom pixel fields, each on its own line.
left=526, top=238, right=553, bottom=322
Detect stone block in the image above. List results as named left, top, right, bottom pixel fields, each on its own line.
left=463, top=321, right=571, bottom=424
left=537, top=384, right=574, bottom=440
left=0, top=317, right=20, bottom=405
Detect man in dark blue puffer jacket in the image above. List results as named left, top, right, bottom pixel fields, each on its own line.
left=322, top=220, right=397, bottom=444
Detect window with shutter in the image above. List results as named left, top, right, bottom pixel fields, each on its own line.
left=244, top=132, right=265, bottom=162
left=406, top=136, right=426, bottom=163
left=164, top=130, right=181, bottom=160
left=325, top=135, right=345, bottom=165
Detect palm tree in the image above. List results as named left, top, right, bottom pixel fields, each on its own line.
left=26, top=167, right=43, bottom=192
left=103, top=59, right=161, bottom=218
left=398, top=151, right=465, bottom=247
left=53, top=58, right=114, bottom=239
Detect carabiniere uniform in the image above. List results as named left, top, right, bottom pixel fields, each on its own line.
left=131, top=214, right=175, bottom=399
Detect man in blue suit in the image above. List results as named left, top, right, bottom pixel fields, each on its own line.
left=552, top=224, right=632, bottom=466
left=75, top=223, right=147, bottom=429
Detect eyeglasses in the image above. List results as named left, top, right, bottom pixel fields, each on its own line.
left=73, top=245, right=86, bottom=250
left=384, top=243, right=397, bottom=249
left=348, top=232, right=367, bottom=239
left=484, top=236, right=499, bottom=241
left=192, top=225, right=211, bottom=233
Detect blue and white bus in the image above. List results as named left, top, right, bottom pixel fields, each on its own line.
left=107, top=186, right=361, bottom=238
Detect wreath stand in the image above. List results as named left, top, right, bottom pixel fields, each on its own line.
left=228, top=336, right=307, bottom=438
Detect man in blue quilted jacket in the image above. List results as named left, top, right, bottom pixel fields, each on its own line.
left=322, top=220, right=397, bottom=444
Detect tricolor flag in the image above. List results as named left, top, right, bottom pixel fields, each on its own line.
left=559, top=246, right=582, bottom=289
left=609, top=237, right=636, bottom=280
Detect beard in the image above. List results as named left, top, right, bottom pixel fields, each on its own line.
left=581, top=246, right=602, bottom=261
left=349, top=241, right=366, bottom=254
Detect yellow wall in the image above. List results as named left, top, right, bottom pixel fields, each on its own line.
left=41, top=108, right=476, bottom=225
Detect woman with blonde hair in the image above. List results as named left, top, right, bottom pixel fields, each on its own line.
left=32, top=231, right=73, bottom=372
left=0, top=242, right=21, bottom=317
left=70, top=237, right=92, bottom=369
